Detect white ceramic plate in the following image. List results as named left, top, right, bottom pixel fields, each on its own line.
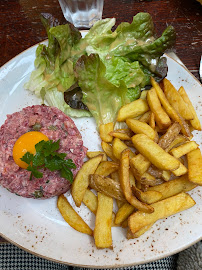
left=0, top=41, right=202, bottom=268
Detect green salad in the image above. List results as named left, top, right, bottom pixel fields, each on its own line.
left=25, top=12, right=176, bottom=126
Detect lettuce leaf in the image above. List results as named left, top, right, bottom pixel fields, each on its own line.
left=85, top=13, right=175, bottom=75
left=25, top=16, right=91, bottom=118
left=75, top=54, right=129, bottom=126
left=25, top=12, right=176, bottom=124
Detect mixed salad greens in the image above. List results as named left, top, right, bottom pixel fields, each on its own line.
left=25, top=12, right=176, bottom=126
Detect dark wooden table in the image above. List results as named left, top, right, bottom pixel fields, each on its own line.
left=0, top=0, right=201, bottom=244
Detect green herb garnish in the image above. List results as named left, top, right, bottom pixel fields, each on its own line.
left=21, top=139, right=76, bottom=183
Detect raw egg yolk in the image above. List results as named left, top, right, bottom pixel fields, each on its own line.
left=13, top=131, right=49, bottom=169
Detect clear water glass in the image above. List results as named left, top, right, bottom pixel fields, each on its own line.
left=58, top=0, right=104, bottom=28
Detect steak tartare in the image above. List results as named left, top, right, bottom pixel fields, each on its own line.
left=0, top=105, right=87, bottom=199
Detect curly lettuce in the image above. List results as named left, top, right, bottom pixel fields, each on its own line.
left=25, top=12, right=176, bottom=123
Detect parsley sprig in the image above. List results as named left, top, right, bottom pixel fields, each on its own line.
left=21, top=140, right=76, bottom=183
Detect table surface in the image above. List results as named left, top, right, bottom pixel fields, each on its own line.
left=0, top=0, right=202, bottom=244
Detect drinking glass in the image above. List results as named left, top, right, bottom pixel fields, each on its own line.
left=58, top=0, right=104, bottom=28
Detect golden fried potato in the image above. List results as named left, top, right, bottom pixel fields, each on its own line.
left=112, top=137, right=135, bottom=159
left=172, top=162, right=188, bottom=177
left=71, top=155, right=103, bottom=207
left=187, top=148, right=202, bottom=185
left=140, top=90, right=148, bottom=100
left=158, top=122, right=181, bottom=150
left=119, top=149, right=154, bottom=213
left=131, top=185, right=163, bottom=204
left=89, top=174, right=126, bottom=201
left=139, top=111, right=151, bottom=123
left=94, top=192, right=113, bottom=248
left=110, top=171, right=120, bottom=183
left=101, top=141, right=118, bottom=162
left=147, top=166, right=162, bottom=178
left=128, top=192, right=196, bottom=234
left=127, top=224, right=153, bottom=239
left=139, top=172, right=164, bottom=186
left=147, top=87, right=171, bottom=129
left=170, top=141, right=198, bottom=159
left=126, top=118, right=156, bottom=140
left=87, top=151, right=107, bottom=161
left=161, top=170, right=171, bottom=181
left=115, top=202, right=135, bottom=225
left=148, top=175, right=196, bottom=200
left=149, top=112, right=156, bottom=129
left=165, top=135, right=188, bottom=152
left=163, top=78, right=194, bottom=120
left=132, top=134, right=180, bottom=171
left=117, top=99, right=149, bottom=122
left=99, top=122, right=114, bottom=143
left=151, top=77, right=191, bottom=137
left=109, top=128, right=133, bottom=140
left=57, top=195, right=93, bottom=236
left=83, top=189, right=98, bottom=215
left=130, top=154, right=151, bottom=175
left=95, top=161, right=119, bottom=176
left=178, top=86, right=201, bottom=130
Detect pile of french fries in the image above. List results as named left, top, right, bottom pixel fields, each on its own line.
left=57, top=77, right=202, bottom=249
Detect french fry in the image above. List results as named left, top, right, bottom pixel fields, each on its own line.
left=110, top=171, right=120, bottom=183
left=172, top=162, right=188, bottom=177
left=116, top=200, right=124, bottom=209
left=178, top=86, right=201, bottom=130
left=151, top=77, right=191, bottom=137
left=58, top=77, right=201, bottom=248
left=99, top=122, right=114, bottom=143
left=89, top=174, right=126, bottom=201
left=131, top=185, right=163, bottom=204
left=71, top=154, right=103, bottom=207
left=161, top=170, right=171, bottom=181
left=163, top=78, right=194, bottom=120
left=147, top=166, right=162, bottom=178
left=147, top=87, right=171, bottom=129
left=109, top=129, right=133, bottom=140
left=119, top=149, right=154, bottom=213
left=112, top=137, right=135, bottom=159
left=83, top=189, right=116, bottom=227
left=139, top=172, right=163, bottom=186
left=83, top=189, right=98, bottom=215
left=127, top=224, right=153, bottom=239
left=129, top=169, right=136, bottom=187
left=139, top=111, right=151, bottom=123
left=130, top=154, right=151, bottom=175
left=117, top=99, right=149, bottom=122
left=148, top=175, right=196, bottom=200
left=187, top=148, right=202, bottom=185
left=158, top=122, right=181, bottom=150
left=128, top=192, right=196, bottom=234
left=170, top=141, right=198, bottom=159
left=87, top=151, right=107, bottom=161
left=101, top=141, right=118, bottom=162
left=94, top=192, right=113, bottom=248
left=140, top=90, right=148, bottom=100
left=149, top=112, right=156, bottom=129
left=115, top=202, right=135, bottom=225
left=132, top=134, right=180, bottom=171
left=57, top=195, right=93, bottom=236
left=121, top=219, right=129, bottom=228
left=165, top=135, right=188, bottom=152
left=95, top=161, right=119, bottom=176
left=126, top=118, right=156, bottom=140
